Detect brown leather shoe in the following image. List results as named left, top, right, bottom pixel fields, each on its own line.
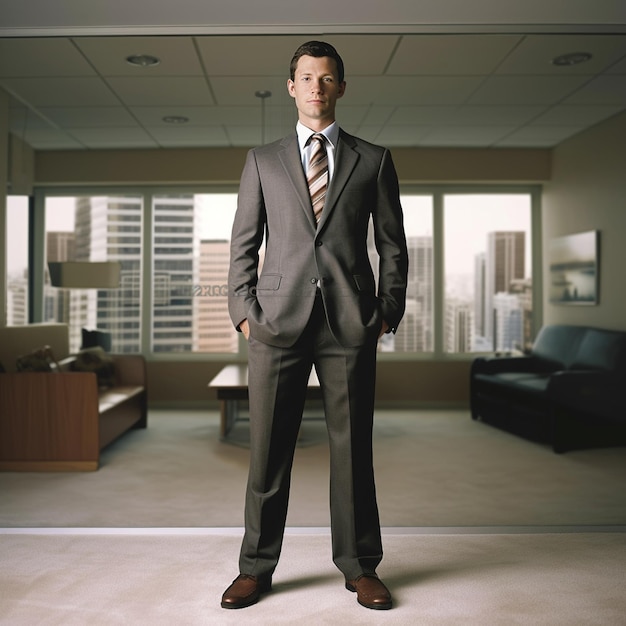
left=221, top=574, right=272, bottom=609
left=345, top=574, right=392, bottom=610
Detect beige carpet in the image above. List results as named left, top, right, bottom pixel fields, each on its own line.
left=1, top=530, right=625, bottom=625
left=1, top=410, right=626, bottom=528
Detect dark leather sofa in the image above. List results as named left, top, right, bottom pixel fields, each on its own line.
left=470, top=324, right=626, bottom=453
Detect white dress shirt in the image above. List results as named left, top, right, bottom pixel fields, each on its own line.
left=296, top=120, right=339, bottom=183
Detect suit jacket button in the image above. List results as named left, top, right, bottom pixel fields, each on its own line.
left=310, top=278, right=317, bottom=284
left=316, top=240, right=323, bottom=246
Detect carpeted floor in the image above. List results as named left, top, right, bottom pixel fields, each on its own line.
left=1, top=409, right=625, bottom=528
left=1, top=530, right=625, bottom=625
left=2, top=410, right=626, bottom=624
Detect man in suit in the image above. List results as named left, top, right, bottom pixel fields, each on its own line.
left=222, top=40, right=408, bottom=611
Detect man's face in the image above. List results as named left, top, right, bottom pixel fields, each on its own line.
left=287, top=55, right=346, bottom=130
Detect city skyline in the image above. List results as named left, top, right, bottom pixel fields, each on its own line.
left=6, top=192, right=533, bottom=353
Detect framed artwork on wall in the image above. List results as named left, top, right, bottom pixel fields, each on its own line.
left=549, top=230, right=599, bottom=305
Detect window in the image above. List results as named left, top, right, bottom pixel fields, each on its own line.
left=379, top=194, right=434, bottom=353
left=43, top=195, right=143, bottom=353
left=151, top=193, right=238, bottom=353
left=29, top=186, right=537, bottom=358
left=444, top=193, right=533, bottom=354
left=6, top=196, right=30, bottom=325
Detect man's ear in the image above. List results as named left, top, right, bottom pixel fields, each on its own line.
left=287, top=79, right=296, bottom=98
left=337, top=81, right=346, bottom=99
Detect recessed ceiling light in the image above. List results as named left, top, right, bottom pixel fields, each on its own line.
left=162, top=116, right=189, bottom=124
left=126, top=54, right=160, bottom=67
left=551, top=52, right=592, bottom=67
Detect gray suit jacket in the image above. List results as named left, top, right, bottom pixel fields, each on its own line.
left=228, top=129, right=408, bottom=348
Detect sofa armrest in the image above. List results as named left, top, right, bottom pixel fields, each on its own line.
left=110, top=354, right=146, bottom=387
left=547, top=370, right=625, bottom=421
left=0, top=371, right=100, bottom=469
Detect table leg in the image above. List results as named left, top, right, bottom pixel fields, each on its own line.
left=220, top=398, right=240, bottom=440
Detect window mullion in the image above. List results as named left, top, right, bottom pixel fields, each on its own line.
left=432, top=189, right=445, bottom=358
left=141, top=190, right=153, bottom=354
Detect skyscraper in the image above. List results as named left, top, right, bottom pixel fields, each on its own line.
left=196, top=239, right=237, bottom=353
left=484, top=231, right=525, bottom=350
left=446, top=299, right=473, bottom=353
left=394, top=236, right=433, bottom=352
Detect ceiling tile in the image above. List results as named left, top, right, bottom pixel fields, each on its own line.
left=196, top=34, right=399, bottom=77
left=68, top=127, right=158, bottom=148
left=139, top=104, right=297, bottom=128
left=347, top=76, right=483, bottom=105
left=495, top=125, right=584, bottom=147
left=468, top=75, right=591, bottom=105
left=529, top=104, right=623, bottom=126
left=319, top=34, right=401, bottom=76
left=495, top=34, right=626, bottom=75
left=130, top=106, right=218, bottom=126
left=350, top=127, right=381, bottom=143
left=106, top=76, right=215, bottom=106
left=209, top=76, right=294, bottom=106
left=374, top=125, right=431, bottom=146
left=359, top=105, right=396, bottom=125
left=605, top=55, right=626, bottom=74
left=388, top=34, right=522, bottom=75
left=226, top=126, right=272, bottom=147
left=563, top=75, right=626, bottom=105
left=0, top=77, right=120, bottom=106
left=22, top=128, right=86, bottom=150
left=73, top=36, right=204, bottom=76
left=9, top=106, right=54, bottom=131
left=38, top=106, right=138, bottom=127
left=147, top=125, right=230, bottom=147
left=333, top=105, right=370, bottom=127
left=419, top=125, right=516, bottom=147
left=386, top=106, right=456, bottom=125
left=196, top=35, right=312, bottom=76
left=448, top=105, right=546, bottom=125
left=0, top=38, right=96, bottom=77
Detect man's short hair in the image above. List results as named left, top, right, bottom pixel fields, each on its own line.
left=289, top=41, right=345, bottom=83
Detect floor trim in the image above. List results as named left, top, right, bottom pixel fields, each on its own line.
left=1, top=525, right=625, bottom=536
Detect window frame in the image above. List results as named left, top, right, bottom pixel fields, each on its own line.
left=30, top=184, right=542, bottom=362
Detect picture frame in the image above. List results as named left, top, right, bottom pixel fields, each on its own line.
left=548, top=230, right=599, bottom=305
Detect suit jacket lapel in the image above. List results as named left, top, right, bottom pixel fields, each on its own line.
left=278, top=134, right=317, bottom=229
left=276, top=130, right=360, bottom=231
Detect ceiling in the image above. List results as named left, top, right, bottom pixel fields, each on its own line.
left=1, top=2, right=626, bottom=151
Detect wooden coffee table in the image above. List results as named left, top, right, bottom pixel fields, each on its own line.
left=208, top=364, right=322, bottom=440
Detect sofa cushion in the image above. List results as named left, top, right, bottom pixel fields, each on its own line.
left=571, top=328, right=626, bottom=372
left=475, top=372, right=552, bottom=396
left=532, top=325, right=585, bottom=369
left=72, top=346, right=115, bottom=388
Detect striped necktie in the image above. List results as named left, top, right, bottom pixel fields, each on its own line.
left=307, top=133, right=328, bottom=223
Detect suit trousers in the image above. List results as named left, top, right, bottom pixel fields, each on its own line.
left=239, top=294, right=383, bottom=581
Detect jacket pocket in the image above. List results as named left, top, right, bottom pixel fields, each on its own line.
left=353, top=274, right=375, bottom=292
left=257, top=273, right=282, bottom=291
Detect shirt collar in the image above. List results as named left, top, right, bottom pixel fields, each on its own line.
left=296, top=121, right=339, bottom=151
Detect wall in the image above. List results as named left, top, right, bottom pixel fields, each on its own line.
left=153, top=358, right=473, bottom=409
left=0, top=91, right=9, bottom=327
left=542, top=110, right=626, bottom=331
left=34, top=146, right=551, bottom=186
